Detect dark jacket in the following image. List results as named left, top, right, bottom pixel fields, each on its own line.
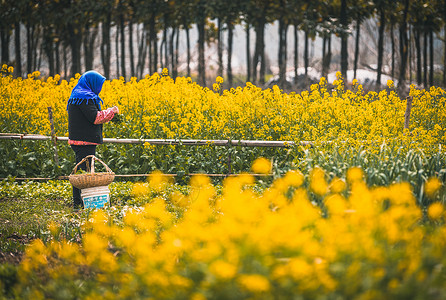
left=68, top=100, right=103, bottom=144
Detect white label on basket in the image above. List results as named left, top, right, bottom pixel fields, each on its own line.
left=83, top=194, right=109, bottom=209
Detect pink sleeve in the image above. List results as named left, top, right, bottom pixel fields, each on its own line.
left=94, top=108, right=115, bottom=124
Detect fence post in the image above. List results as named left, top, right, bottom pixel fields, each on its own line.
left=404, top=96, right=413, bottom=130
left=227, top=140, right=232, bottom=176
left=47, top=107, right=59, bottom=166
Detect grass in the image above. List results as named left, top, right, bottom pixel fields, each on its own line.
left=0, top=179, right=189, bottom=264
left=0, top=180, right=72, bottom=263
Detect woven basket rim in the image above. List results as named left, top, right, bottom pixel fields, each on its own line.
left=69, top=155, right=115, bottom=189
left=69, top=172, right=115, bottom=177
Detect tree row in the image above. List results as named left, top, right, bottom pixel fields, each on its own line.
left=1, top=0, right=445, bottom=90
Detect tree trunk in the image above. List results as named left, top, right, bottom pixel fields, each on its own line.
left=278, top=19, right=285, bottom=87
left=444, top=24, right=446, bottom=87
left=327, top=35, right=332, bottom=73
left=43, top=27, right=55, bottom=76
left=414, top=28, right=422, bottom=85
left=68, top=23, right=82, bottom=77
left=246, top=23, right=251, bottom=82
left=409, top=24, right=412, bottom=84
left=115, top=22, right=120, bottom=77
left=252, top=24, right=259, bottom=84
left=340, top=0, right=348, bottom=79
left=429, top=30, right=434, bottom=86
left=391, top=23, right=395, bottom=79
left=159, top=35, right=163, bottom=68
left=14, top=22, right=22, bottom=77
left=37, top=37, right=43, bottom=70
left=294, top=25, right=298, bottom=84
left=197, top=21, right=206, bottom=86
left=83, top=25, right=98, bottom=71
left=147, top=27, right=152, bottom=74
left=26, top=25, right=33, bottom=74
left=63, top=44, right=68, bottom=79
left=32, top=26, right=39, bottom=71
left=283, top=23, right=288, bottom=83
left=83, top=26, right=90, bottom=71
left=444, top=0, right=446, bottom=87
left=150, top=15, right=158, bottom=74
left=120, top=13, right=126, bottom=79
left=322, top=36, right=327, bottom=78
left=0, top=25, right=10, bottom=65
left=136, top=25, right=146, bottom=77
left=398, top=0, right=409, bottom=94
left=376, top=8, right=386, bottom=87
left=129, top=21, right=135, bottom=77
left=423, top=30, right=427, bottom=88
left=55, top=40, right=60, bottom=76
left=304, top=30, right=308, bottom=82
left=217, top=18, right=223, bottom=77
left=278, top=19, right=288, bottom=87
left=252, top=20, right=266, bottom=85
left=197, top=3, right=206, bottom=87
left=101, top=15, right=111, bottom=78
left=259, top=21, right=266, bottom=85
left=162, top=20, right=168, bottom=70
left=184, top=22, right=190, bottom=77
left=227, top=21, right=233, bottom=87
left=174, top=27, right=179, bottom=78
left=444, top=29, right=446, bottom=87
left=354, top=17, right=360, bottom=79
left=169, top=27, right=175, bottom=76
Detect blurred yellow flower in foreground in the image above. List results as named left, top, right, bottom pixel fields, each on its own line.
left=148, top=170, right=172, bottom=191
left=428, top=202, right=444, bottom=220
left=424, top=177, right=442, bottom=199
left=209, top=260, right=237, bottom=280
left=251, top=157, right=272, bottom=174
left=237, top=274, right=270, bottom=293
left=310, top=167, right=328, bottom=196
left=347, top=167, right=364, bottom=184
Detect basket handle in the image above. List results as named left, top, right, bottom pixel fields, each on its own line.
left=71, top=155, right=113, bottom=175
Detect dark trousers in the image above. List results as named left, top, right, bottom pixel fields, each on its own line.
left=71, top=145, right=96, bottom=208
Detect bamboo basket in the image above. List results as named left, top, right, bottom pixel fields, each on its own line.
left=69, top=155, right=115, bottom=189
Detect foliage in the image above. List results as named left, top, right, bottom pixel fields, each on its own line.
left=295, top=146, right=446, bottom=206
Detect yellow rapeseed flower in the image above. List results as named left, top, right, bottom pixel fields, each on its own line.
left=251, top=157, right=272, bottom=174
left=148, top=170, right=172, bottom=191
left=347, top=167, right=364, bottom=184
left=387, top=80, right=394, bottom=89
left=427, top=202, right=444, bottom=220
left=329, top=177, right=346, bottom=193
left=237, top=274, right=270, bottom=293
left=190, top=174, right=211, bottom=188
left=131, top=182, right=150, bottom=197
left=209, top=260, right=237, bottom=280
left=310, top=167, right=328, bottom=196
left=283, top=170, right=304, bottom=187
left=424, top=177, right=442, bottom=199
left=325, top=194, right=348, bottom=215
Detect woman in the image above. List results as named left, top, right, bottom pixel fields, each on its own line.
left=67, top=70, right=119, bottom=209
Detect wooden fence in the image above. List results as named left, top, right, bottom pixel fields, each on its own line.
left=0, top=133, right=313, bottom=180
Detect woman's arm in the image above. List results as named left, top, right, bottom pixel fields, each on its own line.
left=94, top=106, right=119, bottom=124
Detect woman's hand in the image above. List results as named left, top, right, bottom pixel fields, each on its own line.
left=111, top=106, right=120, bottom=114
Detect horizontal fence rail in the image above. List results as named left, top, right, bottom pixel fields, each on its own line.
left=0, top=173, right=273, bottom=181
left=0, top=132, right=314, bottom=181
left=0, top=133, right=313, bottom=147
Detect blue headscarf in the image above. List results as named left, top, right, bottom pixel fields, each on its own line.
left=67, top=70, right=106, bottom=110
